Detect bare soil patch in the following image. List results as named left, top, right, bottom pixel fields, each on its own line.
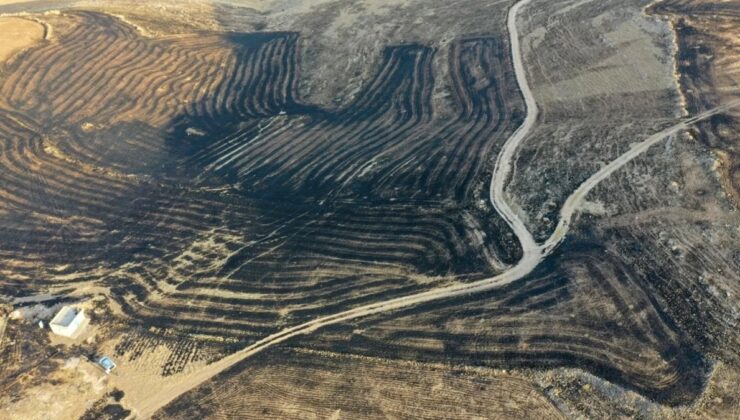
left=0, top=17, right=45, bottom=64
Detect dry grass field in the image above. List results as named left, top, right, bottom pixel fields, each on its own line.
left=155, top=348, right=565, bottom=419
left=0, top=0, right=738, bottom=418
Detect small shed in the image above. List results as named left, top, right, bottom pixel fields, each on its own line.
left=49, top=306, right=86, bottom=338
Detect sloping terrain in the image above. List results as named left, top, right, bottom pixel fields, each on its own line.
left=0, top=0, right=738, bottom=418
left=0, top=11, right=523, bottom=345
left=649, top=0, right=740, bottom=205
left=154, top=348, right=565, bottom=420
left=0, top=17, right=45, bottom=63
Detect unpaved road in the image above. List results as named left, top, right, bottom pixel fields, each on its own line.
left=489, top=0, right=539, bottom=257
left=542, top=98, right=740, bottom=255
left=132, top=103, right=737, bottom=418
left=123, top=0, right=740, bottom=415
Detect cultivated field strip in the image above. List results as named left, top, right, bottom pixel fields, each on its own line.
left=154, top=348, right=565, bottom=419
left=0, top=7, right=697, bottom=398
left=0, top=1, right=724, bottom=410
left=0, top=11, right=524, bottom=367
left=194, top=37, right=522, bottom=203
left=1, top=12, right=309, bottom=131
left=139, top=0, right=740, bottom=407
left=114, top=329, right=233, bottom=377
left=306, top=245, right=707, bottom=403
left=192, top=44, right=437, bottom=196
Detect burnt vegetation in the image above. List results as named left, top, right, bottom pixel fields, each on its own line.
left=0, top=11, right=523, bottom=369
left=649, top=0, right=740, bottom=205
left=298, top=236, right=709, bottom=405
left=0, top=5, right=733, bottom=416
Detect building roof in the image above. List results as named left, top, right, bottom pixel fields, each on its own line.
left=50, top=306, right=80, bottom=327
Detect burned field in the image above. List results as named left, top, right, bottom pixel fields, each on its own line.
left=0, top=0, right=739, bottom=418
left=0, top=10, right=523, bottom=338
left=649, top=0, right=740, bottom=205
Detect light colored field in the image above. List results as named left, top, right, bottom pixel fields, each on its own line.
left=154, top=348, right=566, bottom=419
left=0, top=17, right=45, bottom=64
left=0, top=357, right=107, bottom=420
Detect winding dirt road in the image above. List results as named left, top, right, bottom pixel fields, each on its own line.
left=129, top=0, right=740, bottom=415
left=490, top=0, right=539, bottom=257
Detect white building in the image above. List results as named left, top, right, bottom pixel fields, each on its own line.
left=49, top=306, right=87, bottom=338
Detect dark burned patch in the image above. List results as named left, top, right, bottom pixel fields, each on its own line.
left=165, top=31, right=322, bottom=151
left=602, top=222, right=740, bottom=368
left=0, top=11, right=523, bottom=344
left=2, top=5, right=717, bottom=411
left=165, top=33, right=524, bottom=275
left=296, top=236, right=710, bottom=405
left=44, top=27, right=525, bottom=356
left=114, top=329, right=239, bottom=377
left=79, top=389, right=131, bottom=420
left=0, top=318, right=62, bottom=404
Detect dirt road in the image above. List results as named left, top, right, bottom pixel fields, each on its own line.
left=542, top=98, right=740, bottom=255
left=125, top=0, right=740, bottom=415
left=489, top=0, right=539, bottom=257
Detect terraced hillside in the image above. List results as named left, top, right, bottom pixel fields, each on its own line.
left=0, top=10, right=522, bottom=356
left=300, top=236, right=710, bottom=401
left=1, top=0, right=739, bottom=418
